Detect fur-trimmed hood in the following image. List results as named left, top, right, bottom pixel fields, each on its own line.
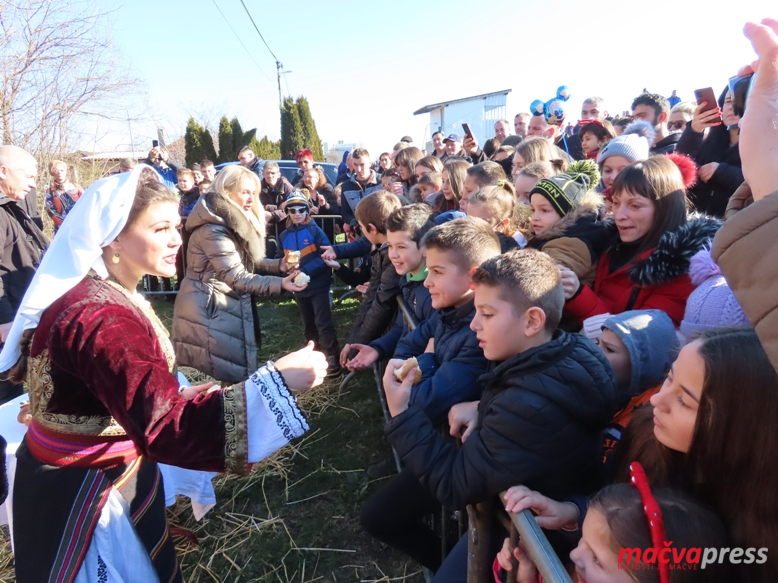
left=532, top=189, right=606, bottom=242
left=186, top=191, right=266, bottom=265
left=629, top=214, right=722, bottom=286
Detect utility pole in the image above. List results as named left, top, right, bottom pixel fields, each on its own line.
left=127, top=111, right=134, bottom=154
left=276, top=60, right=283, bottom=113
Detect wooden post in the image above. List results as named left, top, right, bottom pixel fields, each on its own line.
left=466, top=499, right=496, bottom=582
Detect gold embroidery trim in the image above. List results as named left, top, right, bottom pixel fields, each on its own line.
left=222, top=382, right=248, bottom=474
left=27, top=274, right=177, bottom=437
left=28, top=349, right=127, bottom=436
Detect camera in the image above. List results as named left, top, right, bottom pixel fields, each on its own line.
left=728, top=73, right=756, bottom=120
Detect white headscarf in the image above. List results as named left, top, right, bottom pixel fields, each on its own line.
left=0, top=164, right=150, bottom=372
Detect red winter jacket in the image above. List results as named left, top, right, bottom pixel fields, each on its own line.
left=565, top=215, right=721, bottom=327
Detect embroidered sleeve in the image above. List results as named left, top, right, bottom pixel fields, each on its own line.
left=244, top=361, right=309, bottom=465
left=221, top=381, right=249, bottom=474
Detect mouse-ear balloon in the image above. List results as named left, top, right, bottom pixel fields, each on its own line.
left=529, top=99, right=545, bottom=116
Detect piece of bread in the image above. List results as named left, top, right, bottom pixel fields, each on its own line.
left=286, top=250, right=301, bottom=266
left=394, top=357, right=422, bottom=385
left=293, top=272, right=310, bottom=286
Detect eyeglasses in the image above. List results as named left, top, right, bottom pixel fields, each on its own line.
left=667, top=121, right=686, bottom=131
left=287, top=207, right=308, bottom=215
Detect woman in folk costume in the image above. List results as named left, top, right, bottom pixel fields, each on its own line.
left=0, top=165, right=327, bottom=583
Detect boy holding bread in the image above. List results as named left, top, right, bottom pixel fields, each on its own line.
left=276, top=190, right=341, bottom=376
left=383, top=217, right=501, bottom=425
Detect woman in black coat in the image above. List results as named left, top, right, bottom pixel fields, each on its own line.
left=676, top=86, right=743, bottom=218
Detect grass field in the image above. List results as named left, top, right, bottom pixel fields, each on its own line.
left=0, top=295, right=426, bottom=583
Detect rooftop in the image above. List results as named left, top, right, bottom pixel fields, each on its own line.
left=413, top=89, right=512, bottom=115
left=80, top=151, right=149, bottom=160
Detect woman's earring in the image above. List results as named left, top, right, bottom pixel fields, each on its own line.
left=112, top=253, right=120, bottom=264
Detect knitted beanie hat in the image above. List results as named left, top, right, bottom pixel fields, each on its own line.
left=597, top=121, right=655, bottom=166
left=679, top=248, right=751, bottom=343
left=529, top=160, right=599, bottom=217
left=285, top=190, right=311, bottom=208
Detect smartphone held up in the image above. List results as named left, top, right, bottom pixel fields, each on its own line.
left=694, top=87, right=720, bottom=118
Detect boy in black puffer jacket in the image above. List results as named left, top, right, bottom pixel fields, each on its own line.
left=360, top=218, right=502, bottom=572
left=382, top=249, right=619, bottom=577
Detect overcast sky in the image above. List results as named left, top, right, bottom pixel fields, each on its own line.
left=96, top=0, right=773, bottom=158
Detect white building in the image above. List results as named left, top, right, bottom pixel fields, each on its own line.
left=414, top=89, right=512, bottom=152
left=323, top=140, right=358, bottom=163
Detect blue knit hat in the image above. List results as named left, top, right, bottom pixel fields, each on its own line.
left=603, top=310, right=680, bottom=400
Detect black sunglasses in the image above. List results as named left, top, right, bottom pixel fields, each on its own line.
left=287, top=207, right=308, bottom=215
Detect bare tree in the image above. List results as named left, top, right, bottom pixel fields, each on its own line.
left=0, top=0, right=140, bottom=156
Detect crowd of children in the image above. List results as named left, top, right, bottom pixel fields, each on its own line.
left=223, top=65, right=773, bottom=582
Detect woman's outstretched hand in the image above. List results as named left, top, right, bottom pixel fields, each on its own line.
left=739, top=18, right=778, bottom=200
left=274, top=341, right=328, bottom=391
left=281, top=271, right=308, bottom=293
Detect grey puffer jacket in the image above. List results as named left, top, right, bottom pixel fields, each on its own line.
left=172, top=192, right=283, bottom=383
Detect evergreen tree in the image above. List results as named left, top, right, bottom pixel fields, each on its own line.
left=185, top=117, right=207, bottom=166
left=296, top=96, right=324, bottom=161
left=230, top=117, right=243, bottom=154
left=253, top=135, right=281, bottom=160
left=201, top=126, right=218, bottom=163
left=217, top=116, right=234, bottom=163
left=280, top=97, right=305, bottom=159
left=230, top=117, right=257, bottom=154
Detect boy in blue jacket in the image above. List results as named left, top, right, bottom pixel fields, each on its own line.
left=346, top=204, right=437, bottom=370
left=276, top=191, right=340, bottom=376
left=384, top=217, right=501, bottom=425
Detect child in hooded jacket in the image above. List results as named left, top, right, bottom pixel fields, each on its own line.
left=594, top=310, right=680, bottom=467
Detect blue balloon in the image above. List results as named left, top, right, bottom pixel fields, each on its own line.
left=556, top=85, right=571, bottom=101
left=529, top=99, right=545, bottom=115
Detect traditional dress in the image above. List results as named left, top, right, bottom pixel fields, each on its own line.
left=0, top=165, right=310, bottom=583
